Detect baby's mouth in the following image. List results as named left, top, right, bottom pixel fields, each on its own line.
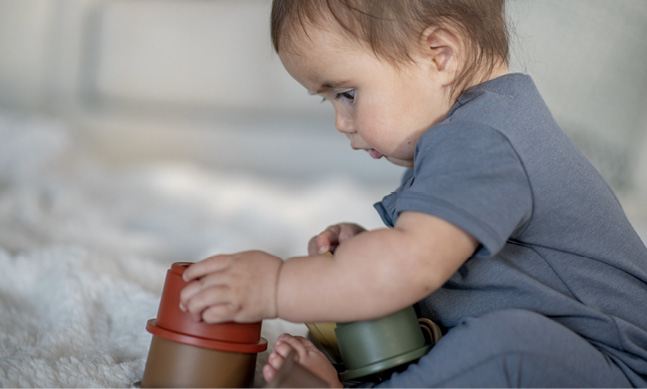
left=367, top=149, right=383, bottom=159
left=351, top=144, right=384, bottom=159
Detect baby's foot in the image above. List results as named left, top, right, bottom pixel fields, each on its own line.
left=263, top=333, right=342, bottom=388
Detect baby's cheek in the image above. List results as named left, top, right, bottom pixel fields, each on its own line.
left=358, top=114, right=392, bottom=146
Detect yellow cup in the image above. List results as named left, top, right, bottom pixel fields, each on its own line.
left=305, top=252, right=342, bottom=363
left=305, top=322, right=342, bottom=363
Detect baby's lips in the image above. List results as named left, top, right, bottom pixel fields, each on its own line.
left=368, top=149, right=383, bottom=159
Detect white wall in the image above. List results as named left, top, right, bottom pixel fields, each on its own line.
left=508, top=0, right=647, bottom=194
left=0, top=0, right=645, bottom=210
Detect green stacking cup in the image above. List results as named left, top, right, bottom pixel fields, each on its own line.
left=335, top=306, right=432, bottom=381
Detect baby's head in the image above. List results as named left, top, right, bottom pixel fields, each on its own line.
left=271, top=0, right=509, bottom=167
left=272, top=0, right=509, bottom=98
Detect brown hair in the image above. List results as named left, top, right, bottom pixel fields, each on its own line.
left=271, top=0, right=509, bottom=97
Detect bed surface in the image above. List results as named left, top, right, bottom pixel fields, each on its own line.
left=0, top=113, right=391, bottom=387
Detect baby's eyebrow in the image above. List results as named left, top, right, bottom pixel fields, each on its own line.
left=308, top=83, right=333, bottom=95
left=310, top=80, right=352, bottom=95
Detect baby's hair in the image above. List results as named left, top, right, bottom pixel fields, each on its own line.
left=271, top=0, right=509, bottom=97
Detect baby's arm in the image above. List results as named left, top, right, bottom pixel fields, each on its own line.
left=277, top=211, right=478, bottom=323
left=180, top=211, right=477, bottom=324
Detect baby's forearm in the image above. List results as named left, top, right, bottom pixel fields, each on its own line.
left=276, top=213, right=475, bottom=323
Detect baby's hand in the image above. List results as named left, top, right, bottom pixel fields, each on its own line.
left=179, top=250, right=283, bottom=323
left=307, top=223, right=366, bottom=255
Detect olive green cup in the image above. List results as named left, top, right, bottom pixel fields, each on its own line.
left=335, top=306, right=432, bottom=381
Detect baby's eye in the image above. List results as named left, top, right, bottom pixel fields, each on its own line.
left=335, top=90, right=355, bottom=103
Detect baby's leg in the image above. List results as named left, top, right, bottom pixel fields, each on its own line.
left=263, top=333, right=342, bottom=388
left=378, top=309, right=633, bottom=388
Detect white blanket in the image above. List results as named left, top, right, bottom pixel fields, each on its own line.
left=0, top=112, right=385, bottom=387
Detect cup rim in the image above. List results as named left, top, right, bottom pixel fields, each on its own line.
left=339, top=343, right=431, bottom=381
left=147, top=319, right=268, bottom=353
left=170, top=262, right=193, bottom=276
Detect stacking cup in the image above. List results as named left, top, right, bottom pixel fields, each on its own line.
left=335, top=306, right=432, bottom=381
left=305, top=321, right=342, bottom=363
left=141, top=262, right=267, bottom=388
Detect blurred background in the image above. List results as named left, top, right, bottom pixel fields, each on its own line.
left=0, top=0, right=646, bottom=235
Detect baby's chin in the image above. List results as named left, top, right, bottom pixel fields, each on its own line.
left=362, top=148, right=413, bottom=168
left=384, top=155, right=414, bottom=168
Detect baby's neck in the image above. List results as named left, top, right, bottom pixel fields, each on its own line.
left=474, top=62, right=510, bottom=86
left=488, top=63, right=510, bottom=81
left=454, top=62, right=509, bottom=102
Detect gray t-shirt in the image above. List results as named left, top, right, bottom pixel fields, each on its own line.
left=374, top=73, right=647, bottom=381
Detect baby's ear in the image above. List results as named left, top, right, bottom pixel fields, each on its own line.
left=420, top=27, right=462, bottom=84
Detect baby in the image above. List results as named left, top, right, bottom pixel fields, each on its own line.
left=180, top=0, right=647, bottom=386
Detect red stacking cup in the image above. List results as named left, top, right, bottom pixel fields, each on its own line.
left=141, top=262, right=267, bottom=388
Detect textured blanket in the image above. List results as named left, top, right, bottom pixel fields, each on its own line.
left=0, top=112, right=384, bottom=387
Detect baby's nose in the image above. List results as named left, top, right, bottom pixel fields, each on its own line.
left=335, top=114, right=354, bottom=134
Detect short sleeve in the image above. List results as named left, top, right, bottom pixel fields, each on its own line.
left=395, top=123, right=533, bottom=257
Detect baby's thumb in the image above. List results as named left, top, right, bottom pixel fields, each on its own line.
left=316, top=233, right=333, bottom=255
left=307, top=234, right=332, bottom=256
left=307, top=236, right=324, bottom=256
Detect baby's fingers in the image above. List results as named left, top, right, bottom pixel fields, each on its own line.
left=309, top=226, right=343, bottom=255
left=307, top=234, right=332, bottom=255
left=179, top=275, right=213, bottom=308
left=307, top=235, right=331, bottom=256
left=201, top=302, right=241, bottom=323
left=182, top=284, right=236, bottom=319
left=183, top=255, right=232, bottom=282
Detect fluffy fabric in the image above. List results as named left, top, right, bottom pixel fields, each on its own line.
left=0, top=112, right=384, bottom=387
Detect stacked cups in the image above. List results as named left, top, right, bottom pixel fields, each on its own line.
left=308, top=306, right=441, bottom=382
left=141, top=262, right=267, bottom=388
left=335, top=306, right=435, bottom=381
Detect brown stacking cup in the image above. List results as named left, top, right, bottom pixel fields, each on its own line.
left=141, top=262, right=268, bottom=388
